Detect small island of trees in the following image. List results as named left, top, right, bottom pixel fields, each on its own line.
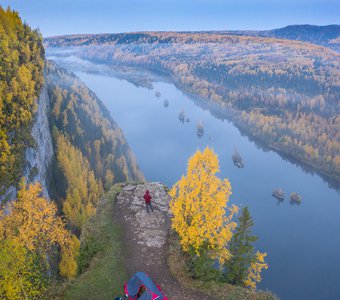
left=290, top=192, right=302, bottom=204
left=196, top=121, right=204, bottom=137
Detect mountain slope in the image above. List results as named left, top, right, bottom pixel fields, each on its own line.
left=0, top=7, right=45, bottom=199
left=0, top=7, right=147, bottom=298
left=216, top=25, right=340, bottom=52
left=45, top=61, right=144, bottom=231
left=263, top=25, right=340, bottom=52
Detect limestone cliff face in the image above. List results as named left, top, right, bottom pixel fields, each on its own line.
left=24, top=78, right=53, bottom=198
left=0, top=77, right=53, bottom=202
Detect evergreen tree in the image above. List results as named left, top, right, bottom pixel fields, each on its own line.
left=224, top=206, right=257, bottom=285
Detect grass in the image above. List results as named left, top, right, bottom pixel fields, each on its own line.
left=167, top=231, right=278, bottom=300
left=50, top=185, right=127, bottom=300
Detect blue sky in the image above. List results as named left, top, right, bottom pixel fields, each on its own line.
left=1, top=0, right=339, bottom=37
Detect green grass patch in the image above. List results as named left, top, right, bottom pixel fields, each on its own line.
left=167, top=231, right=277, bottom=300
left=53, top=185, right=127, bottom=300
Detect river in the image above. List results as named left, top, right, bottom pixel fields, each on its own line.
left=49, top=55, right=340, bottom=299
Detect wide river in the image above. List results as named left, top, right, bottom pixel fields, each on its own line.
left=50, top=56, right=340, bottom=299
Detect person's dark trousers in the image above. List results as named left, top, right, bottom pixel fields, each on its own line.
left=146, top=202, right=154, bottom=213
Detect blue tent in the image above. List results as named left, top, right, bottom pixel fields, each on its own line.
left=124, top=272, right=167, bottom=300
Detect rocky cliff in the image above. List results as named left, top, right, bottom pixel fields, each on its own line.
left=24, top=76, right=53, bottom=198
left=0, top=76, right=53, bottom=202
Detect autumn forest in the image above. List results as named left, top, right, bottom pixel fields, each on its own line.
left=1, top=3, right=339, bottom=300
left=46, top=32, right=340, bottom=184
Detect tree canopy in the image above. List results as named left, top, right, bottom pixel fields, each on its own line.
left=0, top=7, right=44, bottom=196
left=0, top=182, right=79, bottom=299
left=169, top=147, right=238, bottom=264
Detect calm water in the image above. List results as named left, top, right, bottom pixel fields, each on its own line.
left=68, top=66, right=339, bottom=299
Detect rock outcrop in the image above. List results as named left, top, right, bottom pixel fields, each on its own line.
left=115, top=182, right=211, bottom=300
left=0, top=79, right=53, bottom=202
left=116, top=182, right=170, bottom=249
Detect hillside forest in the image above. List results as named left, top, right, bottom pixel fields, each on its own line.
left=0, top=8, right=144, bottom=298
left=0, top=7, right=44, bottom=195
left=46, top=61, right=144, bottom=232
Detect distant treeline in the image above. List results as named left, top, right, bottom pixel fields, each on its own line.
left=44, top=25, right=340, bottom=51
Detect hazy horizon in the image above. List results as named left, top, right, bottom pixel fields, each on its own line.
left=1, top=0, right=339, bottom=37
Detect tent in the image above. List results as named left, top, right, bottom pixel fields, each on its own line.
left=124, top=272, right=168, bottom=300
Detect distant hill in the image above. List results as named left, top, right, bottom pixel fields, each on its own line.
left=220, top=25, right=340, bottom=52
left=45, top=24, right=340, bottom=52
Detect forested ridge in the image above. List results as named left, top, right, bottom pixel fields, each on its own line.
left=45, top=31, right=340, bottom=183
left=46, top=61, right=144, bottom=232
left=0, top=9, right=78, bottom=298
left=0, top=7, right=44, bottom=196
left=0, top=8, right=145, bottom=298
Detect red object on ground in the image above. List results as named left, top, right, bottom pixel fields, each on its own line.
left=143, top=190, right=152, bottom=204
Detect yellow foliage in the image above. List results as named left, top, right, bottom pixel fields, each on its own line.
left=0, top=239, right=43, bottom=300
left=0, top=7, right=44, bottom=192
left=57, top=133, right=103, bottom=231
left=169, top=147, right=238, bottom=264
left=0, top=182, right=79, bottom=283
left=244, top=251, right=269, bottom=289
left=59, top=235, right=80, bottom=279
left=1, top=182, right=71, bottom=254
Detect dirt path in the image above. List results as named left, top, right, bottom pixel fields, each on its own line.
left=115, top=182, right=212, bottom=300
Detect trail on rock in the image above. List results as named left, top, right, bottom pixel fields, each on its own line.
left=115, top=182, right=212, bottom=300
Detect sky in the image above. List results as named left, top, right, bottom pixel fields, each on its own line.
left=1, top=0, right=339, bottom=37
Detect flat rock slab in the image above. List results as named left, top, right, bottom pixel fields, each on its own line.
left=115, top=182, right=212, bottom=300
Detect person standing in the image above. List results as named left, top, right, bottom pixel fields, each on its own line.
left=143, top=190, right=154, bottom=213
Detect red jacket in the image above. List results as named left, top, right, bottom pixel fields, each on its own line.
left=144, top=190, right=152, bottom=203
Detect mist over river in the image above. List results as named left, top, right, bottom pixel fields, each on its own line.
left=48, top=55, right=340, bottom=300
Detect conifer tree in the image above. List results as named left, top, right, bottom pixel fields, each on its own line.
left=224, top=207, right=257, bottom=285
left=224, top=207, right=268, bottom=288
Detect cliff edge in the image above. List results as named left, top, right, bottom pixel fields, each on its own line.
left=115, top=182, right=211, bottom=300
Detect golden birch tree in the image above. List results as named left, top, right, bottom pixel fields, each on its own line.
left=169, top=147, right=238, bottom=264
left=0, top=181, right=80, bottom=299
